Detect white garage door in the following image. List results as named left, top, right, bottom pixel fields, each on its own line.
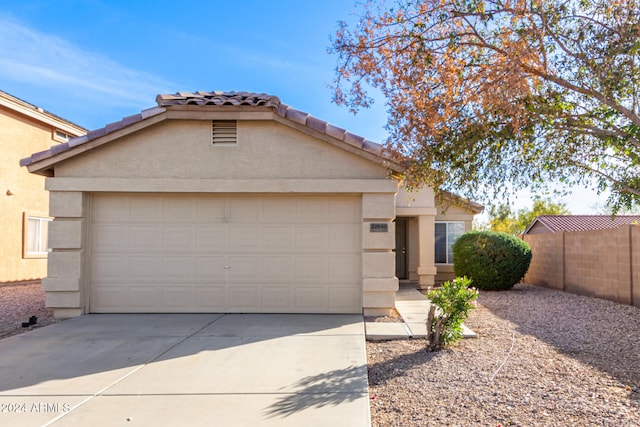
left=89, top=194, right=362, bottom=313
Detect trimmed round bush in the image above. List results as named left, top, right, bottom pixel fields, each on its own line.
left=453, top=231, right=532, bottom=291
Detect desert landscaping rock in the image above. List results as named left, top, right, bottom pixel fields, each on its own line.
left=368, top=284, right=640, bottom=426
left=0, top=282, right=56, bottom=339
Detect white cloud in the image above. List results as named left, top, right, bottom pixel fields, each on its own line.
left=0, top=17, right=175, bottom=107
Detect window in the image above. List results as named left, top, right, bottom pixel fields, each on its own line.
left=53, top=129, right=72, bottom=143
left=211, top=120, right=237, bottom=145
left=24, top=215, right=51, bottom=258
left=435, top=222, right=465, bottom=264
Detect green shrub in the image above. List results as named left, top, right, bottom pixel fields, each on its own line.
left=426, top=276, right=478, bottom=351
left=453, top=231, right=532, bottom=291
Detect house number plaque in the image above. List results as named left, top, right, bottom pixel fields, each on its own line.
left=370, top=223, right=388, bottom=232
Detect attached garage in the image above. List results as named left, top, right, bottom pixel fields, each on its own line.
left=22, top=91, right=407, bottom=318
left=89, top=194, right=362, bottom=313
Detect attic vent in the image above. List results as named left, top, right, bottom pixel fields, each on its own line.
left=212, top=120, right=237, bottom=145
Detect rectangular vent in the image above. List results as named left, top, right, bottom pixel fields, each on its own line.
left=212, top=120, right=237, bottom=145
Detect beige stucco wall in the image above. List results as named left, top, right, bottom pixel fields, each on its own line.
left=56, top=120, right=388, bottom=180
left=43, top=117, right=399, bottom=317
left=524, top=225, right=639, bottom=307
left=0, top=108, right=53, bottom=282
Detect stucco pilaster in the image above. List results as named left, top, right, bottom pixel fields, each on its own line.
left=417, top=214, right=437, bottom=289
left=362, top=192, right=397, bottom=316
left=45, top=190, right=87, bottom=318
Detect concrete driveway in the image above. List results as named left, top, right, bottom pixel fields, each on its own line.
left=0, top=314, right=370, bottom=426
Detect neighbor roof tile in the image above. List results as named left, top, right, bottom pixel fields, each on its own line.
left=527, top=215, right=640, bottom=233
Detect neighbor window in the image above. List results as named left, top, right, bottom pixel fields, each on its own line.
left=24, top=215, right=51, bottom=257
left=435, top=222, right=465, bottom=264
left=53, top=129, right=72, bottom=143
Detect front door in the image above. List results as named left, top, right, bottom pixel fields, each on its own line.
left=395, top=218, right=408, bottom=279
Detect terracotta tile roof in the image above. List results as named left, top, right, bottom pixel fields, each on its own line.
left=21, top=91, right=393, bottom=170
left=525, top=215, right=640, bottom=234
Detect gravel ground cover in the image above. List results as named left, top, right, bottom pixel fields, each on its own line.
left=0, top=282, right=56, bottom=339
left=368, top=284, right=640, bottom=426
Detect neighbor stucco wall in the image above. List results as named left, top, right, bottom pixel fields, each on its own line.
left=0, top=108, right=53, bottom=282
left=524, top=225, right=639, bottom=307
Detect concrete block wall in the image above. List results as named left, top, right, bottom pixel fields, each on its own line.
left=524, top=225, right=639, bottom=307
left=524, top=233, right=564, bottom=290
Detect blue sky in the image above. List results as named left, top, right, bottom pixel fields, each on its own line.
left=0, top=1, right=614, bottom=214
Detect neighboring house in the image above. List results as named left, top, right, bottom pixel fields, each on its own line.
left=524, top=214, right=640, bottom=234
left=0, top=90, right=86, bottom=284
left=523, top=215, right=640, bottom=307
left=21, top=91, right=481, bottom=318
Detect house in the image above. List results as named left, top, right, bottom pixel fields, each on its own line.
left=524, top=214, right=640, bottom=235
left=21, top=91, right=481, bottom=318
left=0, top=90, right=86, bottom=284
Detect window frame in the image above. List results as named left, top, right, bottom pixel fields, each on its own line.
left=23, top=213, right=52, bottom=259
left=434, top=221, right=466, bottom=265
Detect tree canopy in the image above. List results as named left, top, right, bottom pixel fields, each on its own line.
left=486, top=197, right=570, bottom=234
left=330, top=0, right=640, bottom=212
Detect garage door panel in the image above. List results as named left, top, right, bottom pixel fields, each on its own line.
left=262, top=226, right=294, bottom=251
left=261, top=256, right=294, bottom=281
left=329, top=225, right=360, bottom=252
left=195, top=256, right=227, bottom=280
left=229, top=198, right=260, bottom=222
left=295, top=256, right=328, bottom=282
left=329, top=287, right=361, bottom=311
left=128, top=256, right=161, bottom=278
left=93, top=225, right=127, bottom=251
left=163, top=226, right=195, bottom=250
left=195, top=226, right=227, bottom=251
left=262, top=197, right=295, bottom=222
left=91, top=195, right=361, bottom=313
left=228, top=286, right=260, bottom=310
left=128, top=225, right=162, bottom=251
left=93, top=256, right=126, bottom=279
left=261, top=287, right=293, bottom=311
left=163, top=285, right=195, bottom=309
left=195, top=286, right=227, bottom=309
left=128, top=286, right=162, bottom=309
left=296, top=198, right=328, bottom=223
left=92, top=195, right=129, bottom=222
left=295, top=288, right=327, bottom=311
left=329, top=198, right=361, bottom=222
left=161, top=257, right=195, bottom=279
left=196, top=198, right=226, bottom=221
left=130, top=197, right=162, bottom=221
left=329, top=256, right=360, bottom=282
left=229, top=226, right=261, bottom=251
left=295, top=226, right=328, bottom=252
left=163, top=197, right=195, bottom=222
left=228, top=256, right=260, bottom=281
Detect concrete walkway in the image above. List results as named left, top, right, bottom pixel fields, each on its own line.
left=0, top=314, right=370, bottom=426
left=365, top=284, right=477, bottom=341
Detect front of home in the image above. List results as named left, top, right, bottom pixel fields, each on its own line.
left=22, top=91, right=481, bottom=318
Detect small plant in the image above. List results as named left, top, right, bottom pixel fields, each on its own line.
left=453, top=231, right=532, bottom=291
left=426, top=276, right=478, bottom=352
